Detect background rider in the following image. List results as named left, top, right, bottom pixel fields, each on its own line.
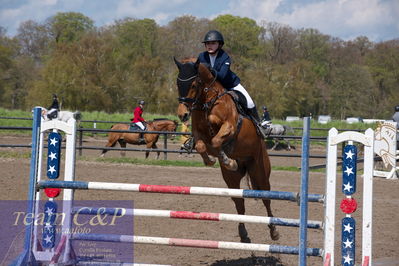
left=131, top=100, right=146, bottom=142
left=261, top=106, right=272, bottom=128
left=47, top=94, right=60, bottom=120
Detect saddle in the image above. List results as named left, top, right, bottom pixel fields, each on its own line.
left=226, top=91, right=269, bottom=138
left=226, top=91, right=250, bottom=119
left=47, top=110, right=58, bottom=120
left=129, top=123, right=147, bottom=132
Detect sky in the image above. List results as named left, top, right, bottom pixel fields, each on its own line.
left=0, top=0, right=398, bottom=42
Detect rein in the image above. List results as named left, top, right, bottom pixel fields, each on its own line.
left=177, top=75, right=197, bottom=82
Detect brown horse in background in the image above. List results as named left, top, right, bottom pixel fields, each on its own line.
left=100, top=119, right=178, bottom=159
left=174, top=57, right=279, bottom=243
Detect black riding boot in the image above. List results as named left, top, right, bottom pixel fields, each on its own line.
left=139, top=132, right=145, bottom=144
left=181, top=137, right=195, bottom=154
left=248, top=107, right=268, bottom=139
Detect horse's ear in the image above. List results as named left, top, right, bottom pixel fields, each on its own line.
left=194, top=58, right=200, bottom=69
left=173, top=57, right=182, bottom=69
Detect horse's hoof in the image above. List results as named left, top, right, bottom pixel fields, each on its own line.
left=270, top=229, right=280, bottom=241
left=204, top=156, right=216, bottom=166
left=268, top=224, right=280, bottom=240
left=240, top=236, right=251, bottom=243
left=224, top=160, right=238, bottom=171
left=238, top=223, right=251, bottom=243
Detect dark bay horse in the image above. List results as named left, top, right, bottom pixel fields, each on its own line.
left=100, top=119, right=178, bottom=159
left=174, top=58, right=280, bottom=243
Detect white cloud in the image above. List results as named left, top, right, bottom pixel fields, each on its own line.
left=42, top=0, right=58, bottom=6
left=224, top=0, right=282, bottom=21
left=223, top=0, right=399, bottom=41
left=115, top=0, right=188, bottom=24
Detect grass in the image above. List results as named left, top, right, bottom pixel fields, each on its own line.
left=0, top=150, right=323, bottom=172
left=0, top=107, right=181, bottom=137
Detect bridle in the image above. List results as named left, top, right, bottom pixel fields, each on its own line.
left=177, top=68, right=218, bottom=111
left=175, top=60, right=242, bottom=143
left=177, top=74, right=198, bottom=104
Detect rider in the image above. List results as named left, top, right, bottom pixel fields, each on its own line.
left=131, top=100, right=146, bottom=143
left=261, top=106, right=272, bottom=128
left=198, top=30, right=268, bottom=138
left=47, top=94, right=60, bottom=120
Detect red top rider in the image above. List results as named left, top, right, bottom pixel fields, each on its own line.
left=131, top=100, right=146, bottom=130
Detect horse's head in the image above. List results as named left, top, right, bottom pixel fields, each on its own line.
left=164, top=119, right=179, bottom=132
left=33, top=106, right=49, bottom=120
left=174, top=57, right=201, bottom=122
left=152, top=119, right=179, bottom=132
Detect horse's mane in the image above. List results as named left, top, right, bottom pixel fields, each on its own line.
left=148, top=119, right=179, bottom=127
left=180, top=57, right=197, bottom=63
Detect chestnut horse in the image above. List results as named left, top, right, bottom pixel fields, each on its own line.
left=100, top=119, right=178, bottom=159
left=174, top=57, right=279, bottom=243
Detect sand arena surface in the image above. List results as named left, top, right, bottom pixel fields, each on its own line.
left=0, top=135, right=398, bottom=265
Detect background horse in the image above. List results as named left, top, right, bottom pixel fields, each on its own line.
left=100, top=119, right=178, bottom=159
left=174, top=57, right=279, bottom=243
left=35, top=106, right=81, bottom=123
left=268, top=124, right=295, bottom=150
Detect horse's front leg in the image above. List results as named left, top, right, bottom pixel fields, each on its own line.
left=118, top=139, right=127, bottom=157
left=195, top=139, right=216, bottom=166
left=210, top=121, right=234, bottom=148
left=151, top=143, right=160, bottom=160
left=218, top=150, right=238, bottom=171
left=145, top=142, right=154, bottom=159
left=211, top=122, right=237, bottom=171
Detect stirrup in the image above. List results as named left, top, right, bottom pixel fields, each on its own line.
left=181, top=137, right=195, bottom=154
left=257, top=124, right=269, bottom=139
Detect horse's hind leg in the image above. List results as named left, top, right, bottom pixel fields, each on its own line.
left=220, top=164, right=250, bottom=243
left=286, top=140, right=291, bottom=151
left=247, top=154, right=280, bottom=241
left=118, top=139, right=127, bottom=157
left=271, top=140, right=278, bottom=150
left=147, top=143, right=160, bottom=159
left=100, top=136, right=118, bottom=157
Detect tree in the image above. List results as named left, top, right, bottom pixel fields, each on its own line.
left=261, top=22, right=297, bottom=64
left=329, top=64, right=375, bottom=119
left=212, top=15, right=261, bottom=59
left=47, top=12, right=94, bottom=43
left=16, top=20, right=51, bottom=62
left=365, top=40, right=399, bottom=118
left=297, top=28, right=331, bottom=78
left=163, top=15, right=210, bottom=59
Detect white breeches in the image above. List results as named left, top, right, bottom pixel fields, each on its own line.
left=232, top=84, right=255, bottom=108
left=135, top=122, right=145, bottom=130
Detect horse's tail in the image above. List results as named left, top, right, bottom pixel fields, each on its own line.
left=246, top=140, right=271, bottom=191
left=73, top=111, right=82, bottom=121
left=284, top=125, right=294, bottom=135
left=173, top=120, right=179, bottom=129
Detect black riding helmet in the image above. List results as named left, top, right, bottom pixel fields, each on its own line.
left=395, top=105, right=399, bottom=112
left=202, top=30, right=224, bottom=45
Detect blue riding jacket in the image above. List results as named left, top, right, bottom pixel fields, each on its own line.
left=198, top=49, right=240, bottom=89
